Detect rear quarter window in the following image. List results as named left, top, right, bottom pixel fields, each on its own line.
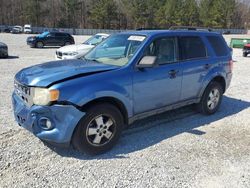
left=207, top=36, right=228, bottom=57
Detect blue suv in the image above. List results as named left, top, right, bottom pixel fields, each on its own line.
left=12, top=30, right=233, bottom=154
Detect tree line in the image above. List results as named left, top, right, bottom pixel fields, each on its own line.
left=0, top=0, right=249, bottom=29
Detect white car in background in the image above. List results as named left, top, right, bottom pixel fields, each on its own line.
left=24, top=24, right=32, bottom=34
left=55, top=33, right=109, bottom=60
left=11, top=25, right=23, bottom=34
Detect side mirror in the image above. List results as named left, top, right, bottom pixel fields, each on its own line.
left=136, top=56, right=157, bottom=68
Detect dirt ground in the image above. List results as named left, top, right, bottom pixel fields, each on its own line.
left=0, top=33, right=249, bottom=188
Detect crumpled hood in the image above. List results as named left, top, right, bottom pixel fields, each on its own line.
left=15, top=59, right=119, bottom=87
left=57, top=44, right=94, bottom=53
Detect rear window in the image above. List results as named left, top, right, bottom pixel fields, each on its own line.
left=179, top=36, right=207, bottom=60
left=55, top=33, right=67, bottom=37
left=207, top=36, right=228, bottom=56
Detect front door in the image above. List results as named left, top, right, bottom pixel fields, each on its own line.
left=133, top=37, right=182, bottom=114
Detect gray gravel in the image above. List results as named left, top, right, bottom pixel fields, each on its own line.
left=0, top=33, right=250, bottom=188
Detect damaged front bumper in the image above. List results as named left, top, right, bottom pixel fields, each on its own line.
left=12, top=92, right=85, bottom=146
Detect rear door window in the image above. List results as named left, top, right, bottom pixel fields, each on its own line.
left=207, top=36, right=228, bottom=57
left=179, top=36, right=207, bottom=60
left=55, top=33, right=67, bottom=37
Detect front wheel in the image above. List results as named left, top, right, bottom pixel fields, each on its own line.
left=72, top=103, right=124, bottom=155
left=36, top=41, right=44, bottom=48
left=197, top=82, right=223, bottom=115
left=243, top=53, right=247, bottom=57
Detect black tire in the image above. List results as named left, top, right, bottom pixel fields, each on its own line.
left=64, top=41, right=71, bottom=46
left=36, top=41, right=44, bottom=48
left=197, top=82, right=223, bottom=115
left=72, top=103, right=124, bottom=155
left=243, top=53, right=247, bottom=57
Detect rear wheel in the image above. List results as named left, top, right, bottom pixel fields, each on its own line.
left=64, top=41, right=71, bottom=46
left=197, top=82, right=223, bottom=115
left=36, top=41, right=44, bottom=48
left=243, top=52, right=247, bottom=57
left=72, top=103, right=124, bottom=155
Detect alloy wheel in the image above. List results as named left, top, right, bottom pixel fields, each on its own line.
left=86, top=115, right=116, bottom=146
left=207, top=88, right=220, bottom=110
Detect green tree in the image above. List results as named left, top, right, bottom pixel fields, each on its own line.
left=24, top=0, right=46, bottom=26
left=199, top=0, right=236, bottom=28
left=182, top=0, right=199, bottom=26
left=164, top=0, right=183, bottom=27
left=61, top=0, right=78, bottom=28
left=122, top=0, right=149, bottom=28
left=90, top=0, right=118, bottom=29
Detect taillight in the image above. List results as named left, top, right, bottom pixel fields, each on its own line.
left=229, top=60, right=233, bottom=72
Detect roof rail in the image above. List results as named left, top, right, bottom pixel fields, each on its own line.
left=136, top=28, right=163, bottom=31
left=169, top=26, right=213, bottom=32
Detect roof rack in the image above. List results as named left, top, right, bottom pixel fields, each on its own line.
left=136, top=28, right=163, bottom=31
left=169, top=26, right=213, bottom=32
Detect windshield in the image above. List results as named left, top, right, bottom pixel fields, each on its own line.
left=84, top=34, right=146, bottom=66
left=14, top=26, right=21, bottom=30
left=83, top=35, right=108, bottom=46
left=38, top=31, right=49, bottom=37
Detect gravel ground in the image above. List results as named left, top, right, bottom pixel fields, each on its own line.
left=0, top=33, right=249, bottom=188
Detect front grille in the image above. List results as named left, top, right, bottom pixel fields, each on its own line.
left=57, top=51, right=62, bottom=57
left=56, top=51, right=62, bottom=59
left=14, top=80, right=32, bottom=106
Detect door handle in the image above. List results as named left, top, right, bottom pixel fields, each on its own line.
left=204, top=64, right=211, bottom=69
left=168, top=70, right=179, bottom=78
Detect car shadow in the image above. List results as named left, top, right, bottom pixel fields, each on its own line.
left=45, top=96, right=250, bottom=160
left=0, top=55, right=19, bottom=59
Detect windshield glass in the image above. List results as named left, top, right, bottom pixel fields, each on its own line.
left=83, top=35, right=108, bottom=46
left=38, top=31, right=49, bottom=37
left=84, top=34, right=146, bottom=66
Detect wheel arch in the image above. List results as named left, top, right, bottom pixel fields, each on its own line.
left=210, top=76, right=226, bottom=93
left=199, top=74, right=226, bottom=99
left=80, top=97, right=129, bottom=126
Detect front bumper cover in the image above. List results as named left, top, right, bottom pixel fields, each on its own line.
left=12, top=92, right=85, bottom=145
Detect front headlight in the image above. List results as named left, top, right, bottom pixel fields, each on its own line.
left=33, top=88, right=59, bottom=105
left=63, top=52, right=78, bottom=56
left=29, top=37, right=35, bottom=41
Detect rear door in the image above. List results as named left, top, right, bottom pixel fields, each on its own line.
left=44, top=32, right=56, bottom=46
left=55, top=33, right=66, bottom=46
left=178, top=35, right=211, bottom=101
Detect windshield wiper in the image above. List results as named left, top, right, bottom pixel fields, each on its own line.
left=82, top=57, right=101, bottom=64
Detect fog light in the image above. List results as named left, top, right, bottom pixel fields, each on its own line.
left=39, top=117, right=53, bottom=130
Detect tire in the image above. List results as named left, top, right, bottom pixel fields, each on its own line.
left=243, top=53, right=247, bottom=57
left=64, top=41, right=71, bottom=46
left=36, top=41, right=44, bottom=48
left=72, top=103, right=124, bottom=155
left=197, top=81, right=223, bottom=115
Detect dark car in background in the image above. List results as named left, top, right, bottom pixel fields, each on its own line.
left=0, top=42, right=8, bottom=58
left=3, top=27, right=11, bottom=33
left=26, top=31, right=75, bottom=48
left=243, top=44, right=250, bottom=57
